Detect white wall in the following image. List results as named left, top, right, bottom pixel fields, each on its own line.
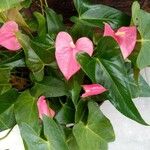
left=0, top=68, right=150, bottom=150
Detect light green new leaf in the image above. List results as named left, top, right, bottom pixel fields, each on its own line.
left=0, top=0, right=31, bottom=12
left=0, top=0, right=22, bottom=12
left=14, top=90, right=40, bottom=134
left=73, top=101, right=115, bottom=150
left=132, top=2, right=150, bottom=68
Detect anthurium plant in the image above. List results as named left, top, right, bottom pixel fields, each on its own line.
left=0, top=0, right=150, bottom=149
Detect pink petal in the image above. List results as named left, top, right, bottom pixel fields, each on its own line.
left=0, top=21, right=21, bottom=51
left=75, top=37, right=93, bottom=56
left=81, top=84, right=107, bottom=98
left=55, top=32, right=94, bottom=80
left=104, top=23, right=137, bottom=59
left=37, top=96, right=55, bottom=120
left=104, top=23, right=115, bottom=38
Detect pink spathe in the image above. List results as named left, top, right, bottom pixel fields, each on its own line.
left=55, top=32, right=94, bottom=80
left=0, top=21, right=21, bottom=51
left=81, top=84, right=107, bottom=98
left=104, top=23, right=137, bottom=59
left=37, top=96, right=55, bottom=120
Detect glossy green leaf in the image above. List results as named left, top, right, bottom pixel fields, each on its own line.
left=14, top=90, right=40, bottom=134
left=45, top=7, right=64, bottom=35
left=0, top=51, right=25, bottom=68
left=75, top=100, right=88, bottom=123
left=55, top=100, right=75, bottom=125
left=16, top=33, right=45, bottom=81
left=73, top=101, right=115, bottom=150
left=30, top=40, right=55, bottom=64
left=68, top=72, right=84, bottom=106
left=30, top=76, right=68, bottom=98
left=0, top=89, right=19, bottom=114
left=132, top=2, right=150, bottom=68
left=73, top=0, right=130, bottom=28
left=77, top=37, right=148, bottom=125
left=0, top=105, right=16, bottom=131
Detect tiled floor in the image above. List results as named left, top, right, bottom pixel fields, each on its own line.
left=0, top=68, right=150, bottom=150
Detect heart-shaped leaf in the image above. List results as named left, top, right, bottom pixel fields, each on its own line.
left=14, top=90, right=40, bottom=134
left=73, top=0, right=130, bottom=28
left=73, top=101, right=115, bottom=150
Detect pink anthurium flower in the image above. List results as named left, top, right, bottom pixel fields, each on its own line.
left=37, top=96, right=55, bottom=120
left=81, top=84, right=107, bottom=98
left=103, top=23, right=137, bottom=59
left=0, top=21, right=21, bottom=51
left=55, top=32, right=94, bottom=80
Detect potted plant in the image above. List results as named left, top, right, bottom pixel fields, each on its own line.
left=0, top=0, right=150, bottom=149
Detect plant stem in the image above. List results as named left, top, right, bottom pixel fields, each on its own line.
left=0, top=126, right=14, bottom=141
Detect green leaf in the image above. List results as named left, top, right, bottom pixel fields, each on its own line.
left=30, top=40, right=55, bottom=65
left=45, top=7, right=64, bottom=35
left=20, top=117, right=69, bottom=150
left=0, top=0, right=22, bottom=12
left=16, top=33, right=45, bottom=81
left=73, top=101, right=115, bottom=150
left=21, top=0, right=31, bottom=8
left=77, top=37, right=148, bottom=125
left=75, top=100, right=88, bottom=123
left=34, top=12, right=46, bottom=39
left=68, top=72, right=84, bottom=106
left=73, top=0, right=130, bottom=28
left=132, top=2, right=150, bottom=68
left=55, top=100, right=75, bottom=125
left=71, top=19, right=93, bottom=39
left=14, top=90, right=40, bottom=134
left=0, top=89, right=19, bottom=114
left=30, top=76, right=68, bottom=98
left=43, top=116, right=69, bottom=150
left=19, top=123, right=50, bottom=150
left=139, top=76, right=150, bottom=97
left=0, top=50, right=25, bottom=68
left=0, top=105, right=16, bottom=131
left=63, top=127, right=79, bottom=150
left=0, top=67, right=11, bottom=95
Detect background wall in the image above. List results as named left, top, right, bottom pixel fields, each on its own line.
left=0, top=68, right=150, bottom=150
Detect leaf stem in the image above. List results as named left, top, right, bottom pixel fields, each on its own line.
left=0, top=126, right=14, bottom=140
